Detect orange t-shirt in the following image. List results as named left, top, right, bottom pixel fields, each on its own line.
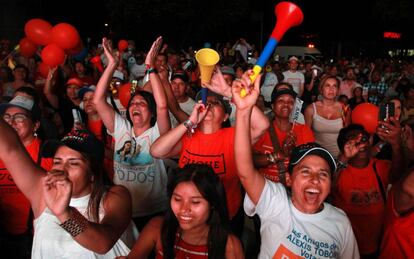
left=253, top=122, right=315, bottom=182
left=178, top=127, right=240, bottom=218
left=0, top=138, right=52, bottom=235
left=333, top=159, right=391, bottom=254
left=379, top=187, right=414, bottom=259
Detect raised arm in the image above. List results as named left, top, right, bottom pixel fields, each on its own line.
left=150, top=102, right=207, bottom=159
left=159, top=66, right=189, bottom=124
left=145, top=37, right=171, bottom=135
left=92, top=37, right=117, bottom=133
left=233, top=72, right=266, bottom=204
left=43, top=171, right=132, bottom=254
left=43, top=67, right=59, bottom=109
left=206, top=69, right=269, bottom=143
left=377, top=117, right=403, bottom=183
left=0, top=118, right=45, bottom=212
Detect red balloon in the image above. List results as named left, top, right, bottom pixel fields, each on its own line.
left=118, top=82, right=132, bottom=108
left=19, top=38, right=38, bottom=58
left=41, top=44, right=66, bottom=67
left=51, top=23, right=80, bottom=50
left=90, top=56, right=103, bottom=73
left=24, top=18, right=52, bottom=46
left=37, top=62, right=50, bottom=78
left=118, top=40, right=128, bottom=52
left=351, top=103, right=379, bottom=134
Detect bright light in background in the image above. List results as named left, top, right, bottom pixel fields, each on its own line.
left=308, top=43, right=315, bottom=48
left=104, top=23, right=109, bottom=27
left=383, top=32, right=401, bottom=39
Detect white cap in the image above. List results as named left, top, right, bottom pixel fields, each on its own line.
left=113, top=70, right=124, bottom=81
left=289, top=56, right=299, bottom=62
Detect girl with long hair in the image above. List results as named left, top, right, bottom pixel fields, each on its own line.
left=119, top=164, right=243, bottom=259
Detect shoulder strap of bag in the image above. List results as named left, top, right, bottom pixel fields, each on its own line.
left=372, top=161, right=387, bottom=205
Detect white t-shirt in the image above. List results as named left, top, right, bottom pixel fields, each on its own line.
left=244, top=180, right=359, bottom=259
left=283, top=70, right=305, bottom=96
left=169, top=97, right=196, bottom=128
left=261, top=72, right=278, bottom=102
left=32, top=194, right=136, bottom=258
left=111, top=113, right=168, bottom=217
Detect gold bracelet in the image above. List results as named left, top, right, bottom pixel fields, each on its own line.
left=60, top=207, right=89, bottom=237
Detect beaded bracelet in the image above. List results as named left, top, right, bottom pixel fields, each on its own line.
left=146, top=68, right=158, bottom=74
left=60, top=207, right=89, bottom=237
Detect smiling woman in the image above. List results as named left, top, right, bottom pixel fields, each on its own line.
left=92, top=36, right=171, bottom=231
left=0, top=115, right=136, bottom=257
left=232, top=80, right=359, bottom=258
left=119, top=164, right=244, bottom=259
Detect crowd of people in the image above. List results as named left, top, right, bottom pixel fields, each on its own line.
left=0, top=35, right=413, bottom=259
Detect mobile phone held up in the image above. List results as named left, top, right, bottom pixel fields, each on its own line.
left=378, top=102, right=395, bottom=121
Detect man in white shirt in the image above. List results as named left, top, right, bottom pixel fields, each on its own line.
left=169, top=71, right=195, bottom=128
left=283, top=56, right=305, bottom=97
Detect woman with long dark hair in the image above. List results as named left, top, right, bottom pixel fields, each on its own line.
left=93, top=37, right=170, bottom=231
left=0, top=117, right=135, bottom=257
left=119, top=164, right=243, bottom=259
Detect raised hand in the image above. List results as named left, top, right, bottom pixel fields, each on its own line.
left=145, top=36, right=163, bottom=68
left=342, top=133, right=369, bottom=159
left=204, top=66, right=232, bottom=98
left=102, top=37, right=119, bottom=67
left=188, top=101, right=209, bottom=125
left=231, top=70, right=261, bottom=111
left=43, top=170, right=72, bottom=218
left=377, top=116, right=402, bottom=147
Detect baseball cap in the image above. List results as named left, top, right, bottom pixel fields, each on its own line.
left=195, top=91, right=232, bottom=115
left=41, top=129, right=104, bottom=163
left=112, top=70, right=125, bottom=81
left=271, top=88, right=297, bottom=103
left=289, top=56, right=299, bottom=62
left=66, top=77, right=85, bottom=87
left=0, top=95, right=41, bottom=121
left=171, top=70, right=189, bottom=83
left=78, top=85, right=96, bottom=99
left=288, top=142, right=337, bottom=173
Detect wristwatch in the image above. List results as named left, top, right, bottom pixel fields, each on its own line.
left=183, top=119, right=197, bottom=135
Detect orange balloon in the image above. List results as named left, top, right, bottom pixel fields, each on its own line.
left=118, top=82, right=132, bottom=108
left=351, top=103, right=379, bottom=134
left=19, top=38, right=38, bottom=58
left=118, top=39, right=128, bottom=52
left=24, top=18, right=52, bottom=46
left=51, top=23, right=80, bottom=50
left=41, top=44, right=66, bottom=67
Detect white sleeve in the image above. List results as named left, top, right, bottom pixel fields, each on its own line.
left=111, top=112, right=132, bottom=139
left=244, top=179, right=289, bottom=220
left=340, top=219, right=360, bottom=259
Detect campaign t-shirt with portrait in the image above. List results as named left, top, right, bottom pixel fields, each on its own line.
left=244, top=180, right=359, bottom=259
left=178, top=127, right=241, bottom=218
left=111, top=113, right=168, bottom=217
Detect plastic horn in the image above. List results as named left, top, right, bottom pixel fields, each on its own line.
left=249, top=2, right=303, bottom=84
left=195, top=48, right=220, bottom=104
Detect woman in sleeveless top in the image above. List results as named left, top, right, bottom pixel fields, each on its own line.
left=0, top=116, right=134, bottom=258
left=119, top=164, right=244, bottom=259
left=305, top=75, right=350, bottom=157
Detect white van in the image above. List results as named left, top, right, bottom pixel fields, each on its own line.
left=273, top=46, right=322, bottom=62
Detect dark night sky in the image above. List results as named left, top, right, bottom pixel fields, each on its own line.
left=1, top=0, right=412, bottom=53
